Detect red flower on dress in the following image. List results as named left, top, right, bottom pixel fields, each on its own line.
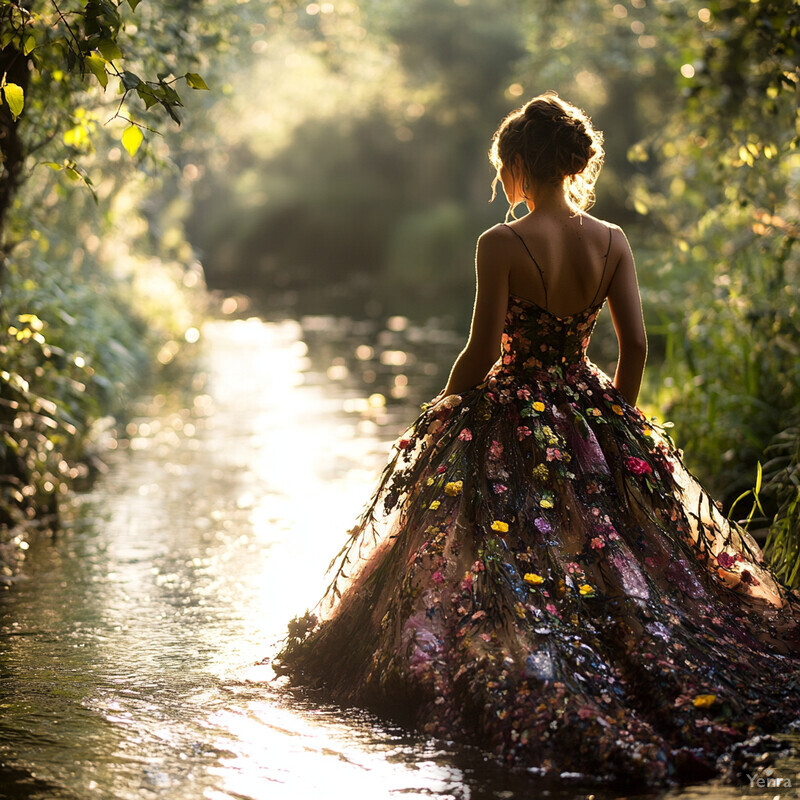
left=399, top=438, right=411, bottom=449
left=625, top=456, right=652, bottom=476
left=717, top=552, right=735, bottom=569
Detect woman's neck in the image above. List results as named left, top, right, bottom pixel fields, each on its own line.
left=523, top=180, right=571, bottom=215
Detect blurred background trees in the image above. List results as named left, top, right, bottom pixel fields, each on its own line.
left=2, top=0, right=798, bottom=578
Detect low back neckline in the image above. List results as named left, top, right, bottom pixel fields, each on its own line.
left=508, top=291, right=605, bottom=321
left=502, top=222, right=613, bottom=318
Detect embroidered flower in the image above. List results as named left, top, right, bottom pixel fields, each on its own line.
left=472, top=559, right=485, bottom=572
left=492, top=483, right=508, bottom=494
left=546, top=447, right=563, bottom=461
left=692, top=694, right=716, bottom=708
left=516, top=387, right=531, bottom=400
left=461, top=573, right=473, bottom=592
left=545, top=603, right=558, bottom=614
left=590, top=536, right=605, bottom=549
left=429, top=500, right=441, bottom=510
left=539, top=497, right=554, bottom=509
left=611, top=404, right=624, bottom=416
left=579, top=584, right=595, bottom=596
left=587, top=407, right=602, bottom=417
left=490, top=520, right=509, bottom=533
left=432, top=570, right=444, bottom=584
left=532, top=401, right=546, bottom=412
left=740, top=569, right=758, bottom=585
left=517, top=425, right=532, bottom=440
left=716, top=551, right=735, bottom=569
left=532, top=463, right=549, bottom=481
left=489, top=440, right=504, bottom=460
left=399, top=438, right=411, bottom=449
left=444, top=481, right=463, bottom=496
left=524, top=573, right=544, bottom=586
left=625, top=456, right=653, bottom=476
left=458, top=428, right=473, bottom=441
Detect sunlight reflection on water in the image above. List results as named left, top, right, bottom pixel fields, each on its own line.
left=0, top=315, right=797, bottom=800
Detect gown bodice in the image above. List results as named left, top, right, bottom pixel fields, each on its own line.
left=497, top=292, right=606, bottom=373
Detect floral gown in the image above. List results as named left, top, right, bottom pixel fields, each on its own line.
left=273, top=239, right=800, bottom=788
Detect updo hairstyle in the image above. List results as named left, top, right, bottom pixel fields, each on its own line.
left=489, top=91, right=604, bottom=216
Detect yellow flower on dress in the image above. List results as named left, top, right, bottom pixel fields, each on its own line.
left=611, top=404, right=624, bottom=415
left=539, top=497, right=554, bottom=509
left=579, top=583, right=595, bottom=596
left=524, top=573, right=543, bottom=585
left=444, top=481, right=463, bottom=496
left=587, top=407, right=602, bottom=417
left=532, top=464, right=549, bottom=481
left=532, top=401, right=546, bottom=412
left=429, top=500, right=441, bottom=510
left=692, top=694, right=716, bottom=708
left=642, top=425, right=653, bottom=436
left=490, top=520, right=509, bottom=533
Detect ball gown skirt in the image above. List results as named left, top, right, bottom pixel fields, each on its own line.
left=271, top=293, right=800, bottom=789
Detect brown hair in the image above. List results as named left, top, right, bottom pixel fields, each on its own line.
left=489, top=91, right=604, bottom=217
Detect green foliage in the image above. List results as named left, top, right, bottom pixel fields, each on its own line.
left=762, top=411, right=800, bottom=587
left=0, top=0, right=208, bottom=156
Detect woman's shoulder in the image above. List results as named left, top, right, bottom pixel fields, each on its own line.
left=476, top=222, right=521, bottom=253
left=578, top=212, right=625, bottom=236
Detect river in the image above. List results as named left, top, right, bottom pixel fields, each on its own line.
left=1, top=313, right=798, bottom=800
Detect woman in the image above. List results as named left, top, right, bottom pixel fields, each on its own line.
left=272, top=92, right=800, bottom=789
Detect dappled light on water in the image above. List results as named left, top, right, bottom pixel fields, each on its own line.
left=1, top=315, right=794, bottom=800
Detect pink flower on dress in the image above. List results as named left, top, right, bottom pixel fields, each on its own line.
left=517, top=425, right=532, bottom=440
left=625, top=456, right=653, bottom=476
left=492, top=483, right=508, bottom=494
left=461, top=573, right=473, bottom=592
left=472, top=559, right=485, bottom=573
left=517, top=387, right=531, bottom=400
left=546, top=447, right=563, bottom=461
left=545, top=603, right=557, bottom=614
left=716, top=552, right=735, bottom=569
left=458, top=428, right=473, bottom=441
left=399, top=438, right=411, bottom=449
left=432, top=570, right=444, bottom=584
left=503, top=355, right=513, bottom=365
left=590, top=536, right=605, bottom=549
left=489, top=440, right=503, bottom=460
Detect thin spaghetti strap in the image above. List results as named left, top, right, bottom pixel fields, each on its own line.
left=589, top=226, right=614, bottom=306
left=502, top=223, right=548, bottom=310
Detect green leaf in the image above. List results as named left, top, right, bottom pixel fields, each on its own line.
left=185, top=72, right=209, bottom=90
left=755, top=460, right=763, bottom=496
left=85, top=54, right=108, bottom=89
left=97, top=38, right=122, bottom=60
left=128, top=0, right=141, bottom=9
left=136, top=84, right=159, bottom=109
left=121, top=70, right=141, bottom=90
left=121, top=124, right=143, bottom=156
left=2, top=83, right=24, bottom=120
left=23, top=33, right=35, bottom=55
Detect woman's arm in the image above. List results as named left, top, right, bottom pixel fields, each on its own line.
left=605, top=226, right=647, bottom=407
left=442, top=228, right=510, bottom=396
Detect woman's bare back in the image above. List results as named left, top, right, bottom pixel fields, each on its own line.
left=500, top=212, right=620, bottom=317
